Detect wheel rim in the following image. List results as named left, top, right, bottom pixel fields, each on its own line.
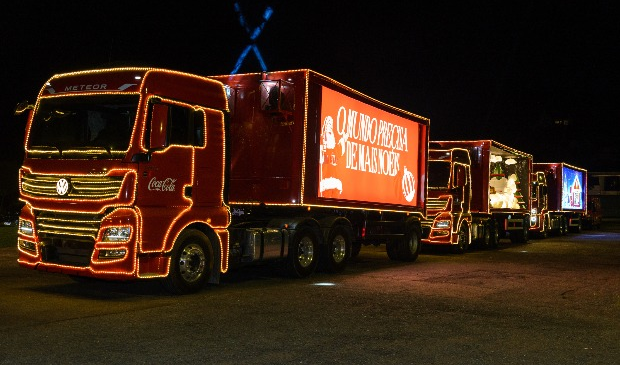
left=178, top=243, right=206, bottom=283
left=331, top=235, right=347, bottom=264
left=298, top=236, right=315, bottom=268
left=407, top=234, right=420, bottom=253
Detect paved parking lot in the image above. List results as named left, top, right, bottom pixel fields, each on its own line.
left=0, top=224, right=619, bottom=364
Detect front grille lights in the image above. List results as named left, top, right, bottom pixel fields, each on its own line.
left=99, top=249, right=127, bottom=259
left=19, top=219, right=33, bottom=236
left=18, top=239, right=36, bottom=252
left=102, top=227, right=131, bottom=242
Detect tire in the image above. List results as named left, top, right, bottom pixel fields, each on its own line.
left=560, top=217, right=568, bottom=236
left=386, top=241, right=399, bottom=260
left=451, top=224, right=469, bottom=254
left=522, top=218, right=530, bottom=243
left=161, top=229, right=212, bottom=295
left=397, top=225, right=422, bottom=262
left=480, top=222, right=492, bottom=249
left=539, top=217, right=549, bottom=239
left=286, top=226, right=320, bottom=278
left=488, top=220, right=499, bottom=248
left=319, top=225, right=351, bottom=273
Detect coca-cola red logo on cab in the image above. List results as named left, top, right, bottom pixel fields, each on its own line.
left=148, top=177, right=177, bottom=192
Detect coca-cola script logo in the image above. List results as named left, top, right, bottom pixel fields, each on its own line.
left=148, top=177, right=177, bottom=192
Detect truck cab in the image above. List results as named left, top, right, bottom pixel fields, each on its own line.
left=583, top=196, right=602, bottom=229
left=16, top=68, right=231, bottom=294
left=423, top=147, right=473, bottom=253
left=530, top=162, right=587, bottom=237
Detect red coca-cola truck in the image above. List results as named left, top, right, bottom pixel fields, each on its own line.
left=15, top=68, right=429, bottom=294
left=422, top=140, right=532, bottom=253
left=530, top=162, right=587, bottom=237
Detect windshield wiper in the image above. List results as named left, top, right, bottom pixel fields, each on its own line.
left=61, top=146, right=112, bottom=158
left=28, top=146, right=61, bottom=158
left=43, top=109, right=75, bottom=121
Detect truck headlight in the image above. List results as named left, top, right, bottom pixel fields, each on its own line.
left=102, top=227, right=131, bottom=242
left=435, top=220, right=450, bottom=229
left=19, top=219, right=34, bottom=236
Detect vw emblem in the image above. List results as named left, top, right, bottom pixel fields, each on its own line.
left=56, top=178, right=71, bottom=196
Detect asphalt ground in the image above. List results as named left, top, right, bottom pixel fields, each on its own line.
left=0, top=222, right=618, bottom=364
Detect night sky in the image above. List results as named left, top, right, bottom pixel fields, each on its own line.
left=1, top=1, right=619, bottom=205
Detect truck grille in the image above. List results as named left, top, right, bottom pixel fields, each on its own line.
left=21, top=173, right=124, bottom=199
left=427, top=197, right=449, bottom=211
left=35, top=211, right=101, bottom=266
left=421, top=198, right=449, bottom=229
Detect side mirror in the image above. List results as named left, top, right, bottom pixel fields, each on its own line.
left=149, top=103, right=168, bottom=149
left=14, top=101, right=35, bottom=116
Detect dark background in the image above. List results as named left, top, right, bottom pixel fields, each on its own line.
left=1, top=1, right=618, bottom=215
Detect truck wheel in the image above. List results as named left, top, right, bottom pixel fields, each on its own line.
left=319, top=225, right=351, bottom=273
left=451, top=224, right=469, bottom=254
left=397, top=225, right=422, bottom=262
left=480, top=222, right=492, bottom=249
left=488, top=220, right=499, bottom=248
left=522, top=222, right=530, bottom=243
left=161, top=229, right=212, bottom=295
left=540, top=217, right=549, bottom=239
left=287, top=226, right=319, bottom=278
left=386, top=241, right=399, bottom=260
left=560, top=217, right=568, bottom=235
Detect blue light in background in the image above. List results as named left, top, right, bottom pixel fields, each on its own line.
left=231, top=3, right=273, bottom=74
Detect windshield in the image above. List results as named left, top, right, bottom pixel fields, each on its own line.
left=27, top=95, right=139, bottom=159
left=427, top=160, right=451, bottom=188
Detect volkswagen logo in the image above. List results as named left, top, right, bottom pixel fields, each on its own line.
left=56, top=178, right=71, bottom=196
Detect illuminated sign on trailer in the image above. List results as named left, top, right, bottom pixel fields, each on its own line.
left=318, top=86, right=420, bottom=206
left=561, top=165, right=584, bottom=210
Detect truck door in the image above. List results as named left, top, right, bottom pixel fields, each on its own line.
left=453, top=164, right=470, bottom=213
left=136, top=100, right=204, bottom=251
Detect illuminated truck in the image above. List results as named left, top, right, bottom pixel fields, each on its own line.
left=15, top=68, right=429, bottom=294
left=530, top=162, right=587, bottom=237
left=422, top=140, right=532, bottom=253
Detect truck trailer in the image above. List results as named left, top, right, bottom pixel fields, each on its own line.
left=530, top=162, right=587, bottom=237
left=422, top=140, right=532, bottom=253
left=15, top=67, right=429, bottom=294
